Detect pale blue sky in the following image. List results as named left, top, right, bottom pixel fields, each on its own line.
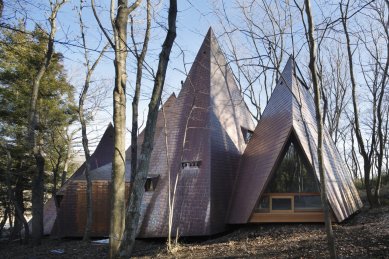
left=4, top=0, right=376, bottom=156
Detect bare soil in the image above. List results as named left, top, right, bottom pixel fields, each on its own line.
left=1, top=205, right=389, bottom=258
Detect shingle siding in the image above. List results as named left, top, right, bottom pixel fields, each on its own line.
left=43, top=124, right=115, bottom=235
left=228, top=57, right=362, bottom=224
left=228, top=77, right=294, bottom=223
left=47, top=33, right=361, bottom=239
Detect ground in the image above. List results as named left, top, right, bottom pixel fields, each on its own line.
left=1, top=205, right=389, bottom=258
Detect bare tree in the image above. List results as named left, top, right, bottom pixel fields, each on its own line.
left=304, top=0, right=337, bottom=258
left=341, top=0, right=389, bottom=207
left=371, top=0, right=389, bottom=205
left=213, top=0, right=290, bottom=121
left=48, top=129, right=66, bottom=205
left=319, top=46, right=350, bottom=144
left=119, top=0, right=177, bottom=256
left=78, top=0, right=109, bottom=242
left=27, top=0, right=67, bottom=245
left=129, top=0, right=151, bottom=194
left=91, top=0, right=142, bottom=257
left=61, top=128, right=78, bottom=188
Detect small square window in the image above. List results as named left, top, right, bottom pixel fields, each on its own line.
left=272, top=198, right=292, bottom=210
left=145, top=175, right=159, bottom=192
left=181, top=161, right=201, bottom=169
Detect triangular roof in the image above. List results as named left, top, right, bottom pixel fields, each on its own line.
left=75, top=94, right=177, bottom=181
left=136, top=27, right=255, bottom=236
left=42, top=123, right=115, bottom=234
left=228, top=57, right=362, bottom=223
left=71, top=122, right=115, bottom=179
left=52, top=28, right=255, bottom=238
left=124, top=93, right=177, bottom=159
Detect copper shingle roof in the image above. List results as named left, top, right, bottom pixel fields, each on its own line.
left=52, top=28, right=255, bottom=238
left=228, top=57, right=362, bottom=223
left=136, top=27, right=255, bottom=237
left=42, top=123, right=115, bottom=235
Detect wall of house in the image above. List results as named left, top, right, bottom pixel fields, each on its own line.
left=51, top=181, right=131, bottom=237
left=209, top=31, right=255, bottom=233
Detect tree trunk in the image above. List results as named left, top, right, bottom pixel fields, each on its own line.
left=119, top=1, right=177, bottom=256
left=52, top=153, right=62, bottom=203
left=78, top=1, right=108, bottom=241
left=10, top=181, right=25, bottom=242
left=373, top=1, right=389, bottom=204
left=110, top=1, right=132, bottom=257
left=91, top=0, right=142, bottom=257
left=340, top=0, right=378, bottom=208
left=304, top=0, right=337, bottom=258
left=0, top=206, right=9, bottom=236
left=61, top=142, right=72, bottom=188
left=31, top=151, right=45, bottom=245
left=5, top=151, right=29, bottom=243
left=79, top=91, right=92, bottom=241
left=27, top=1, right=66, bottom=245
left=130, top=0, right=151, bottom=183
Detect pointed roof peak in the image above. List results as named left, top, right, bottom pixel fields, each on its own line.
left=161, top=92, right=177, bottom=109
left=275, top=56, right=296, bottom=96
left=283, top=55, right=296, bottom=75
left=286, top=55, right=295, bottom=67
left=229, top=58, right=362, bottom=223
left=201, top=26, right=218, bottom=49
left=206, top=26, right=215, bottom=37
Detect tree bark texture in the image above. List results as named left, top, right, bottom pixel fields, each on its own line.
left=28, top=1, right=66, bottom=245
left=79, top=80, right=92, bottom=241
left=109, top=1, right=142, bottom=257
left=119, top=0, right=177, bottom=256
left=79, top=1, right=109, bottom=241
left=4, top=150, right=29, bottom=243
left=61, top=137, right=72, bottom=188
left=130, top=0, right=151, bottom=183
left=304, top=0, right=337, bottom=258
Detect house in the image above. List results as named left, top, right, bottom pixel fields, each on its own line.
left=42, top=123, right=115, bottom=235
left=46, top=28, right=362, bottom=238
left=228, top=57, right=362, bottom=224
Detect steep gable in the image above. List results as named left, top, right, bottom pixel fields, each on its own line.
left=290, top=61, right=362, bottom=221
left=228, top=57, right=362, bottom=223
left=138, top=27, right=255, bottom=237
left=42, top=123, right=115, bottom=235
left=51, top=28, right=255, bottom=238
left=228, top=58, right=295, bottom=223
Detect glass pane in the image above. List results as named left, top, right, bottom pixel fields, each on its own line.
left=295, top=195, right=322, bottom=210
left=272, top=198, right=292, bottom=210
left=265, top=140, right=319, bottom=193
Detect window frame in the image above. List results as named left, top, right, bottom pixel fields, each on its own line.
left=255, top=192, right=322, bottom=213
left=144, top=175, right=160, bottom=192
left=269, top=195, right=294, bottom=213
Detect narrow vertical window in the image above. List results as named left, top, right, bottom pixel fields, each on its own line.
left=144, top=175, right=160, bottom=192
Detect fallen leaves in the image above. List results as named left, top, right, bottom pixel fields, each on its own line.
left=1, top=205, right=389, bottom=258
